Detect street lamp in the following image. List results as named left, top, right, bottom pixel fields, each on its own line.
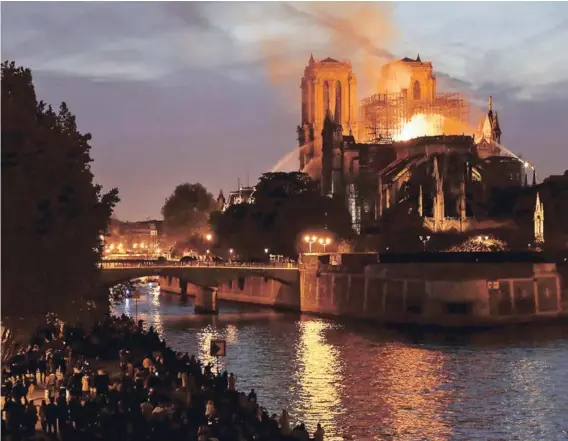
left=304, top=235, right=317, bottom=253
left=318, top=237, right=332, bottom=253
left=264, top=248, right=269, bottom=254
left=419, top=235, right=431, bottom=252
left=205, top=234, right=212, bottom=242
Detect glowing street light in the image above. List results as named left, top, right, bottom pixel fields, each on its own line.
left=318, top=237, right=332, bottom=252
left=304, top=235, right=317, bottom=253
left=206, top=249, right=210, bottom=255
left=419, top=235, right=431, bottom=252
left=264, top=248, right=269, bottom=254
left=229, top=248, right=234, bottom=254
left=205, top=234, right=212, bottom=242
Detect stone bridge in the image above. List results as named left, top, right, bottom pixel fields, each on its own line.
left=100, top=261, right=299, bottom=289
left=100, top=260, right=300, bottom=313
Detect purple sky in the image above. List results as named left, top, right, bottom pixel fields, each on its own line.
left=2, top=2, right=568, bottom=220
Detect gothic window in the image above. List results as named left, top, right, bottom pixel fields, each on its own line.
left=413, top=80, right=421, bottom=100
left=335, top=81, right=342, bottom=123
left=323, top=81, right=330, bottom=116
left=302, top=87, right=308, bottom=123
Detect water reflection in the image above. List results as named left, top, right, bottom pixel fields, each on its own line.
left=112, top=291, right=568, bottom=441
left=375, top=345, right=451, bottom=441
left=149, top=286, right=163, bottom=336
left=294, top=319, right=344, bottom=437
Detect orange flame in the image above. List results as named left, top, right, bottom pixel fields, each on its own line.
left=395, top=113, right=445, bottom=141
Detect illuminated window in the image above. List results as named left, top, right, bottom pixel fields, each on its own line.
left=323, top=81, right=330, bottom=115
left=413, top=80, right=421, bottom=100
left=335, top=81, right=342, bottom=122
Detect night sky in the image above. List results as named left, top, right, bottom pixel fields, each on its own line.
left=3, top=2, right=568, bottom=220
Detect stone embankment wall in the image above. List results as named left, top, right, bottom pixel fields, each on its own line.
left=300, top=255, right=568, bottom=326
left=159, top=275, right=300, bottom=311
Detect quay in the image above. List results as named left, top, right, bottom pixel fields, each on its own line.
left=102, top=253, right=568, bottom=327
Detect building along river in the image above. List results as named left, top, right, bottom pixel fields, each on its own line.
left=112, top=285, right=568, bottom=441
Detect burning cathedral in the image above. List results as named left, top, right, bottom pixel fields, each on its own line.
left=297, top=54, right=534, bottom=234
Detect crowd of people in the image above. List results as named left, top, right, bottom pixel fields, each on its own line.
left=1, top=315, right=325, bottom=441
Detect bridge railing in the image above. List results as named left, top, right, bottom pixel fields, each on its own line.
left=99, top=260, right=298, bottom=270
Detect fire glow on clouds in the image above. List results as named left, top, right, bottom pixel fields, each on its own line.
left=4, top=2, right=568, bottom=99
left=2, top=2, right=568, bottom=220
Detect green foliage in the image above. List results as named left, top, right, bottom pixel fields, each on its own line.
left=211, top=172, right=354, bottom=259
left=161, top=183, right=215, bottom=238
left=1, top=61, right=119, bottom=323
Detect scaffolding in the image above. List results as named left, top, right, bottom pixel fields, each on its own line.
left=360, top=90, right=469, bottom=143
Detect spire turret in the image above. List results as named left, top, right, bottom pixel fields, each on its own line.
left=432, top=157, right=445, bottom=227
left=459, top=177, right=466, bottom=220
left=216, top=190, right=226, bottom=211
left=418, top=185, right=423, bottom=217
left=534, top=192, right=544, bottom=243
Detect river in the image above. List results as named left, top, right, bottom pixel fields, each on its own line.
left=112, top=285, right=568, bottom=441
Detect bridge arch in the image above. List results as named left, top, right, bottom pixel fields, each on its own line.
left=100, top=263, right=299, bottom=291
left=100, top=262, right=301, bottom=312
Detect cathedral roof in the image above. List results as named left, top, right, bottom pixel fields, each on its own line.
left=493, top=111, right=501, bottom=134
left=320, top=57, right=339, bottom=63
left=400, top=55, right=424, bottom=63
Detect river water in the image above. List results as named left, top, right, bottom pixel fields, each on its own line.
left=112, top=286, right=568, bottom=441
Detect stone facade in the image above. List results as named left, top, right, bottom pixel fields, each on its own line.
left=298, top=56, right=358, bottom=174
left=299, top=254, right=568, bottom=326
left=159, top=275, right=300, bottom=311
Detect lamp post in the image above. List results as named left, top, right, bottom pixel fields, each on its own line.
left=419, top=235, right=431, bottom=252
left=304, top=235, right=317, bottom=253
left=318, top=237, right=332, bottom=253
left=229, top=248, right=234, bottom=262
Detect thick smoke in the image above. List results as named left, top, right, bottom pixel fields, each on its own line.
left=256, top=2, right=398, bottom=98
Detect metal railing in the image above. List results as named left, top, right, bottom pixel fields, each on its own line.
left=100, top=260, right=298, bottom=269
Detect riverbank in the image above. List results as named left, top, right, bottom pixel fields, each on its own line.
left=1, top=314, right=324, bottom=441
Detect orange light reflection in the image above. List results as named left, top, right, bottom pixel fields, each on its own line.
left=294, top=319, right=344, bottom=437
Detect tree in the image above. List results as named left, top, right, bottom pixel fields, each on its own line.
left=254, top=172, right=318, bottom=201
left=211, top=172, right=354, bottom=259
left=161, top=183, right=215, bottom=238
left=1, top=61, right=119, bottom=329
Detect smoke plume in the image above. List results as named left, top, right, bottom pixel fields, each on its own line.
left=256, top=2, right=398, bottom=98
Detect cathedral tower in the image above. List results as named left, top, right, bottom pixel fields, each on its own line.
left=298, top=56, right=358, bottom=177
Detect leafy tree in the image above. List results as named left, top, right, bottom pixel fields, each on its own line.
left=254, top=172, right=318, bottom=201
left=1, top=61, right=119, bottom=329
left=211, top=172, right=354, bottom=259
left=161, top=183, right=215, bottom=239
